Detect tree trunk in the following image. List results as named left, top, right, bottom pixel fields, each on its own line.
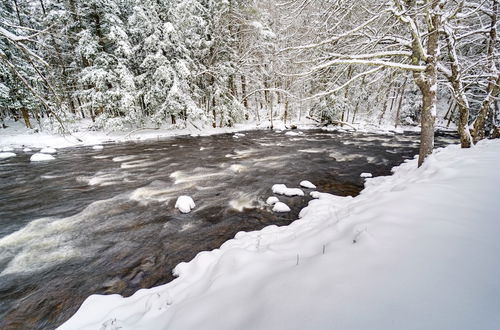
left=21, top=108, right=32, bottom=129
left=241, top=75, right=248, bottom=109
left=473, top=73, right=500, bottom=143
left=472, top=0, right=498, bottom=143
left=447, top=104, right=457, bottom=128
left=284, top=96, right=289, bottom=125
left=414, top=0, right=441, bottom=167
left=212, top=97, right=217, bottom=128
left=379, top=79, right=395, bottom=125
left=395, top=77, right=408, bottom=128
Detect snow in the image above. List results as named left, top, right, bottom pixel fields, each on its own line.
left=0, top=152, right=16, bottom=159
left=59, top=140, right=500, bottom=330
left=1, top=146, right=14, bottom=152
left=272, top=184, right=304, bottom=196
left=23, top=148, right=32, bottom=152
left=175, top=196, right=195, bottom=214
left=92, top=145, right=104, bottom=150
left=300, top=180, right=316, bottom=189
left=360, top=172, right=373, bottom=178
left=272, top=202, right=291, bottom=213
left=30, top=153, right=55, bottom=162
left=40, top=147, right=57, bottom=154
left=310, top=191, right=321, bottom=199
left=266, top=196, right=279, bottom=205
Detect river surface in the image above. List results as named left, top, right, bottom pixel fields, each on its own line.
left=0, top=129, right=457, bottom=329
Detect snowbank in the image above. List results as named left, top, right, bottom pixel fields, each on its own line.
left=0, top=152, right=16, bottom=159
left=175, top=196, right=195, bottom=214
left=60, top=140, right=500, bottom=330
left=30, top=153, right=55, bottom=162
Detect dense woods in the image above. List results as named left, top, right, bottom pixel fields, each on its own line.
left=1, top=0, right=499, bottom=164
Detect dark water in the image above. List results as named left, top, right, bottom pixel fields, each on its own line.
left=0, top=129, right=457, bottom=329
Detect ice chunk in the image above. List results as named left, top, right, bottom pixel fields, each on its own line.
left=272, top=184, right=304, bottom=197
left=23, top=148, right=32, bottom=152
left=0, top=152, right=16, bottom=159
left=360, top=172, right=373, bottom=178
left=266, top=196, right=279, bottom=205
left=300, top=180, right=316, bottom=189
left=1, top=147, right=14, bottom=152
left=92, top=145, right=104, bottom=150
left=272, top=202, right=290, bottom=212
left=40, top=147, right=57, bottom=154
left=31, top=153, right=55, bottom=162
left=175, top=196, right=196, bottom=214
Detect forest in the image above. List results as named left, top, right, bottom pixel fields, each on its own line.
left=1, top=0, right=499, bottom=166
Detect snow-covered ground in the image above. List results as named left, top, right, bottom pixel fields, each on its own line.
left=59, top=140, right=500, bottom=330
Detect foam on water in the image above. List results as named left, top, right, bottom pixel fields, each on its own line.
left=112, top=155, right=139, bottom=162
left=298, top=148, right=326, bottom=153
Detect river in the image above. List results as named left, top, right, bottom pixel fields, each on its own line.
left=0, top=129, right=457, bottom=329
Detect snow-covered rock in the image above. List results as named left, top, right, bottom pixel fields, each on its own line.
left=300, top=180, right=316, bottom=189
left=175, top=196, right=196, bottom=214
left=284, top=131, right=302, bottom=136
left=92, top=145, right=104, bottom=150
left=233, top=133, right=245, bottom=138
left=1, top=146, right=14, bottom=152
left=360, top=172, right=373, bottom=178
left=266, top=196, right=279, bottom=205
left=310, top=191, right=321, bottom=199
left=272, top=184, right=304, bottom=197
left=23, top=148, right=32, bottom=152
left=0, top=152, right=16, bottom=159
left=40, top=147, right=57, bottom=154
left=30, top=153, right=55, bottom=162
left=272, top=202, right=290, bottom=213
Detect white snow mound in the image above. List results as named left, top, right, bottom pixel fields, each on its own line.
left=23, top=148, right=32, bottom=152
left=266, top=196, right=279, bottom=205
left=272, top=202, right=291, bottom=212
left=92, top=145, right=104, bottom=150
left=30, top=153, right=55, bottom=162
left=272, top=184, right=304, bottom=196
left=1, top=147, right=14, bottom=152
left=40, top=147, right=57, bottom=154
left=0, top=152, right=16, bottom=159
left=300, top=180, right=316, bottom=189
left=360, top=172, right=372, bottom=178
left=175, top=196, right=196, bottom=214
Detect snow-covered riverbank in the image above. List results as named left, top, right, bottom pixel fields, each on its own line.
left=0, top=119, right=273, bottom=150
left=0, top=118, right=436, bottom=151
left=59, top=140, right=500, bottom=330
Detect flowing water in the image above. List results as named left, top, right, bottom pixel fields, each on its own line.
left=0, top=129, right=457, bottom=329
